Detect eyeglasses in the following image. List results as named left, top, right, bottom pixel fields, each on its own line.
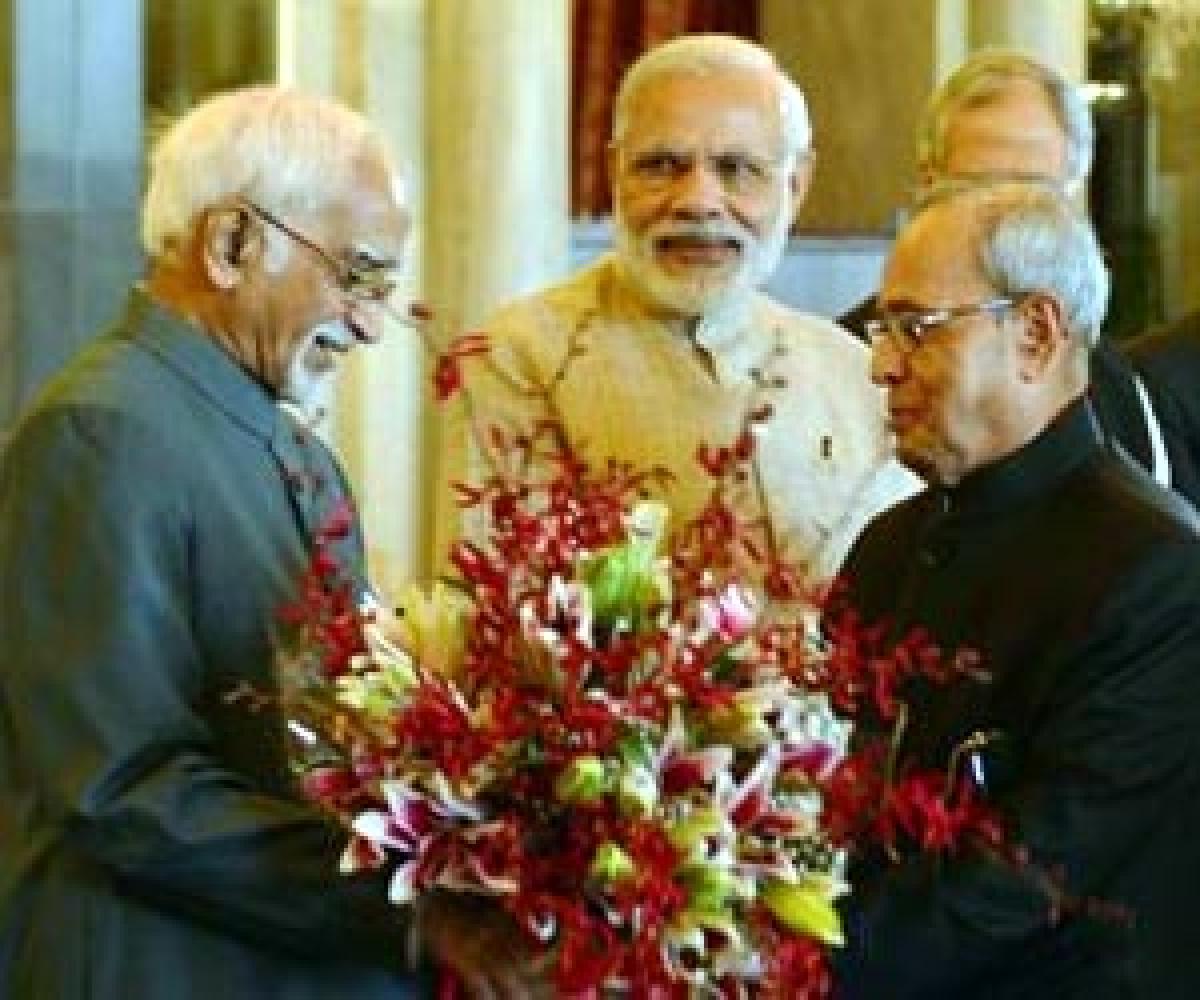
left=242, top=200, right=399, bottom=301
left=864, top=297, right=1016, bottom=349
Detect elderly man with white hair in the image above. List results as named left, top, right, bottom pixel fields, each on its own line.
left=447, top=34, right=916, bottom=588
left=835, top=181, right=1200, bottom=999
left=0, top=87, right=538, bottom=999
left=840, top=47, right=1200, bottom=508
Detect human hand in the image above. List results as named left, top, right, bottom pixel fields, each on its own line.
left=417, top=891, right=550, bottom=999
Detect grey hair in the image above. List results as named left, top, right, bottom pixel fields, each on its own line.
left=142, top=86, right=397, bottom=259
left=917, top=48, right=1094, bottom=196
left=964, top=183, right=1109, bottom=346
left=611, top=34, right=811, bottom=167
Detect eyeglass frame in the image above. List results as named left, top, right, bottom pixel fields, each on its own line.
left=864, top=297, right=1018, bottom=350
left=241, top=199, right=400, bottom=302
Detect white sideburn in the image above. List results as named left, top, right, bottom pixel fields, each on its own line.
left=281, top=320, right=355, bottom=422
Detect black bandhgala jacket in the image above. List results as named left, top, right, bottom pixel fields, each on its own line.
left=0, top=290, right=428, bottom=998
left=834, top=399, right=1200, bottom=1000
left=1126, top=312, right=1200, bottom=509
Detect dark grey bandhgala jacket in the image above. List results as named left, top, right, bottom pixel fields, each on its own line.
left=0, top=290, right=428, bottom=998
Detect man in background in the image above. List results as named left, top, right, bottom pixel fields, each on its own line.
left=842, top=48, right=1199, bottom=507
left=839, top=48, right=1094, bottom=337
left=0, top=87, right=536, bottom=999
left=445, top=34, right=917, bottom=589
left=838, top=181, right=1200, bottom=999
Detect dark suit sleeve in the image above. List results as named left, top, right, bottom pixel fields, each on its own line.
left=0, top=406, right=410, bottom=966
left=1089, top=338, right=1153, bottom=469
left=1127, top=320, right=1200, bottom=508
left=834, top=540, right=1200, bottom=998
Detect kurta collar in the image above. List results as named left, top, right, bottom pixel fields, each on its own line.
left=935, top=396, right=1102, bottom=518
left=120, top=285, right=287, bottom=444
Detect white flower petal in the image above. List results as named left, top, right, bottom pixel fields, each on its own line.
left=387, top=860, right=420, bottom=904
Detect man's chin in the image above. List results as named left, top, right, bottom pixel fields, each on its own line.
left=632, top=264, right=749, bottom=318
left=894, top=437, right=944, bottom=484
left=280, top=367, right=338, bottom=421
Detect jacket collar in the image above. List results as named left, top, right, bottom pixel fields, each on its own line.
left=600, top=252, right=771, bottom=378
left=118, top=286, right=338, bottom=539
left=934, top=396, right=1102, bottom=518
left=120, top=285, right=286, bottom=444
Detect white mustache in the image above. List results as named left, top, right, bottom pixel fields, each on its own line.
left=311, top=322, right=353, bottom=353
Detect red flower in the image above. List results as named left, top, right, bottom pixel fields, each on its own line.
left=270, top=383, right=1008, bottom=998
left=878, top=772, right=1002, bottom=854
left=432, top=333, right=489, bottom=401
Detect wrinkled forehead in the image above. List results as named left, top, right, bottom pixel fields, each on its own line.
left=939, top=79, right=1068, bottom=182
left=621, top=69, right=786, bottom=157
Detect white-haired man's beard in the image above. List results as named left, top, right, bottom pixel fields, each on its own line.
left=614, top=196, right=793, bottom=320
left=280, top=320, right=355, bottom=420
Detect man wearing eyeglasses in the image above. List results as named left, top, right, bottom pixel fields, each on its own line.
left=841, top=48, right=1200, bottom=512
left=835, top=182, right=1200, bottom=999
left=0, top=88, right=539, bottom=999
left=443, top=34, right=918, bottom=588
left=839, top=49, right=1095, bottom=341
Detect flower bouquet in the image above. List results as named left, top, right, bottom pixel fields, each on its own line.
left=275, top=324, right=1002, bottom=997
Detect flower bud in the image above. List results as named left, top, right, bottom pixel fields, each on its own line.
left=682, top=864, right=751, bottom=913
left=617, top=765, right=658, bottom=817
left=590, top=842, right=636, bottom=884
left=555, top=755, right=609, bottom=802
left=760, top=875, right=846, bottom=947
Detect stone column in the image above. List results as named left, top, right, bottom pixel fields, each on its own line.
left=423, top=0, right=570, bottom=338
left=277, top=0, right=429, bottom=596
left=333, top=0, right=428, bottom=597
left=968, top=0, right=1088, bottom=82
left=278, top=0, right=569, bottom=587
left=935, top=0, right=969, bottom=83
left=424, top=0, right=571, bottom=565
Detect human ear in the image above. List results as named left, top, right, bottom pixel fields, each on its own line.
left=789, top=151, right=814, bottom=205
left=201, top=203, right=263, bottom=290
left=1015, top=293, right=1068, bottom=382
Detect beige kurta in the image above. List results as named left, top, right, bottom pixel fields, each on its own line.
left=436, top=252, right=920, bottom=584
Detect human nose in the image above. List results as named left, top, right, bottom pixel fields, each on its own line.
left=869, top=331, right=908, bottom=387
left=344, top=302, right=385, bottom=345
left=668, top=159, right=725, bottom=219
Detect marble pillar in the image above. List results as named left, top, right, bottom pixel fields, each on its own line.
left=424, top=0, right=571, bottom=564
left=277, top=0, right=427, bottom=596
left=277, top=0, right=570, bottom=588
left=968, top=0, right=1089, bottom=82
left=935, top=0, right=969, bottom=83
left=331, top=0, right=428, bottom=597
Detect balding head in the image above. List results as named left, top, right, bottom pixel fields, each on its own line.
left=917, top=49, right=1093, bottom=197
left=872, top=183, right=1108, bottom=484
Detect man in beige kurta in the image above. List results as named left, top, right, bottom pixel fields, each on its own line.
left=438, top=36, right=918, bottom=585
